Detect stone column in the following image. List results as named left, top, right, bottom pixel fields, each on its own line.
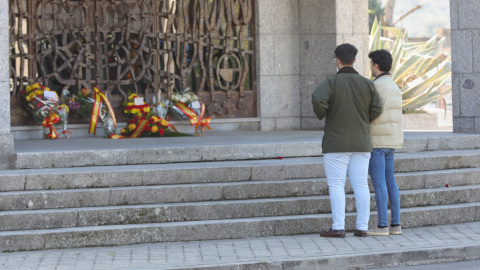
left=450, top=0, right=480, bottom=133
left=300, top=0, right=369, bottom=129
left=0, top=0, right=13, bottom=169
left=256, top=0, right=301, bottom=131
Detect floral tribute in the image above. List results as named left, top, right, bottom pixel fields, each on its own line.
left=124, top=94, right=151, bottom=116
left=67, top=86, right=117, bottom=137
left=114, top=93, right=185, bottom=139
left=19, top=83, right=70, bottom=139
left=166, top=88, right=212, bottom=135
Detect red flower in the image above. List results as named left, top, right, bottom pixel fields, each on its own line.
left=145, top=126, right=151, bottom=132
left=158, top=128, right=164, bottom=135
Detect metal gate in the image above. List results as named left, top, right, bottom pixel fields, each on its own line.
left=9, top=0, right=256, bottom=125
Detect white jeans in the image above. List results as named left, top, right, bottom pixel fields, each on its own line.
left=324, top=152, right=371, bottom=231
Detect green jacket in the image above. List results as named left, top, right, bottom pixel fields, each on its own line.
left=311, top=67, right=383, bottom=153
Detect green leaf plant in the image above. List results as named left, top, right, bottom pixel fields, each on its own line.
left=369, top=18, right=452, bottom=114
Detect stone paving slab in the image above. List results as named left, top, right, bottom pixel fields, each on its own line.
left=1, top=222, right=479, bottom=270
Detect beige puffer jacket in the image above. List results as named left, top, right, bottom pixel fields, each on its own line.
left=370, top=75, right=404, bottom=149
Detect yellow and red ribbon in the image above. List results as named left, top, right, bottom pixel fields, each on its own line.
left=108, top=118, right=148, bottom=139
left=89, top=87, right=117, bottom=135
left=42, top=112, right=61, bottom=139
left=174, top=101, right=212, bottom=134
left=159, top=118, right=177, bottom=132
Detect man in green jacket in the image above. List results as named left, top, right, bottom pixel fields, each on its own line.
left=312, top=43, right=383, bottom=238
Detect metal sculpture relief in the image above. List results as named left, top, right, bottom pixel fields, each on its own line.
left=9, top=0, right=256, bottom=125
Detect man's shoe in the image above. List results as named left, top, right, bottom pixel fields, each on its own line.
left=353, top=229, right=368, bottom=237
left=389, top=225, right=402, bottom=235
left=320, top=228, right=346, bottom=238
left=367, top=226, right=389, bottom=236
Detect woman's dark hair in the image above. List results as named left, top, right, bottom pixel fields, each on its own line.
left=334, top=44, right=358, bottom=65
left=368, top=49, right=393, bottom=72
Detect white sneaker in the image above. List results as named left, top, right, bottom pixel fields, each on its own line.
left=367, top=226, right=389, bottom=236
left=389, top=225, right=402, bottom=235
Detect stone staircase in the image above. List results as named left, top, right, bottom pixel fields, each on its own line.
left=1, top=131, right=480, bottom=252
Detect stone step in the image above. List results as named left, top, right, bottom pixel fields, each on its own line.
left=3, top=149, right=480, bottom=192
left=11, top=132, right=480, bottom=169
left=1, top=202, right=479, bottom=252
left=0, top=179, right=327, bottom=211
left=1, top=184, right=479, bottom=231
left=2, top=165, right=480, bottom=212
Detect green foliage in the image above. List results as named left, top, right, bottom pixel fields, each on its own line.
left=369, top=18, right=452, bottom=113
left=369, top=0, right=385, bottom=31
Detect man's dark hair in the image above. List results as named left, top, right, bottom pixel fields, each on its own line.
left=368, top=49, right=392, bottom=72
left=334, top=44, right=358, bottom=65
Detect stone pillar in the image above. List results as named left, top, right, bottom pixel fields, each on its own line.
left=256, top=0, right=301, bottom=131
left=450, top=0, right=480, bottom=133
left=0, top=0, right=13, bottom=169
left=300, top=0, right=369, bottom=130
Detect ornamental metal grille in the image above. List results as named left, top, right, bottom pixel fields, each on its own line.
left=9, top=0, right=256, bottom=125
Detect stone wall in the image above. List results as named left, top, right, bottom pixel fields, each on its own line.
left=450, top=0, right=480, bottom=133
left=256, top=0, right=370, bottom=131
left=0, top=0, right=13, bottom=169
left=300, top=0, right=369, bottom=130
left=255, top=0, right=302, bottom=131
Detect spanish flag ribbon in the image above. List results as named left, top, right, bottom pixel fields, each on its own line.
left=109, top=134, right=125, bottom=139
left=42, top=112, right=61, bottom=139
left=89, top=87, right=117, bottom=135
left=108, top=118, right=148, bottom=139
left=130, top=118, right=148, bottom=138
left=174, top=101, right=212, bottom=134
left=159, top=118, right=177, bottom=132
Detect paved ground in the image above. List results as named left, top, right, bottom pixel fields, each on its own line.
left=1, top=222, right=479, bottom=270
left=369, top=260, right=480, bottom=270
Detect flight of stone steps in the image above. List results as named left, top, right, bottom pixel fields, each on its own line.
left=1, top=131, right=480, bottom=252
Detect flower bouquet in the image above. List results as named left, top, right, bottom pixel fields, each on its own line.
left=150, top=95, right=170, bottom=120
left=19, top=83, right=70, bottom=139
left=67, top=87, right=117, bottom=137
left=115, top=93, right=187, bottom=139
left=166, top=88, right=212, bottom=135
left=167, top=88, right=201, bottom=121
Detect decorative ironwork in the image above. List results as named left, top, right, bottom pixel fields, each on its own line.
left=9, top=0, right=256, bottom=125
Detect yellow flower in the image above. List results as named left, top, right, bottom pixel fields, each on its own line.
left=120, top=128, right=126, bottom=134
left=160, top=119, right=168, bottom=126
left=144, top=107, right=150, bottom=112
left=128, top=94, right=138, bottom=102
left=151, top=125, right=158, bottom=133
left=151, top=116, right=159, bottom=122
left=124, top=109, right=128, bottom=114
left=131, top=108, right=139, bottom=114
left=59, top=104, right=69, bottom=112
left=128, top=123, right=136, bottom=131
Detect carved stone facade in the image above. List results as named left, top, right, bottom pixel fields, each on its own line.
left=1, top=0, right=377, bottom=169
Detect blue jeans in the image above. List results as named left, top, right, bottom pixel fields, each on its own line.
left=368, top=148, right=400, bottom=227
